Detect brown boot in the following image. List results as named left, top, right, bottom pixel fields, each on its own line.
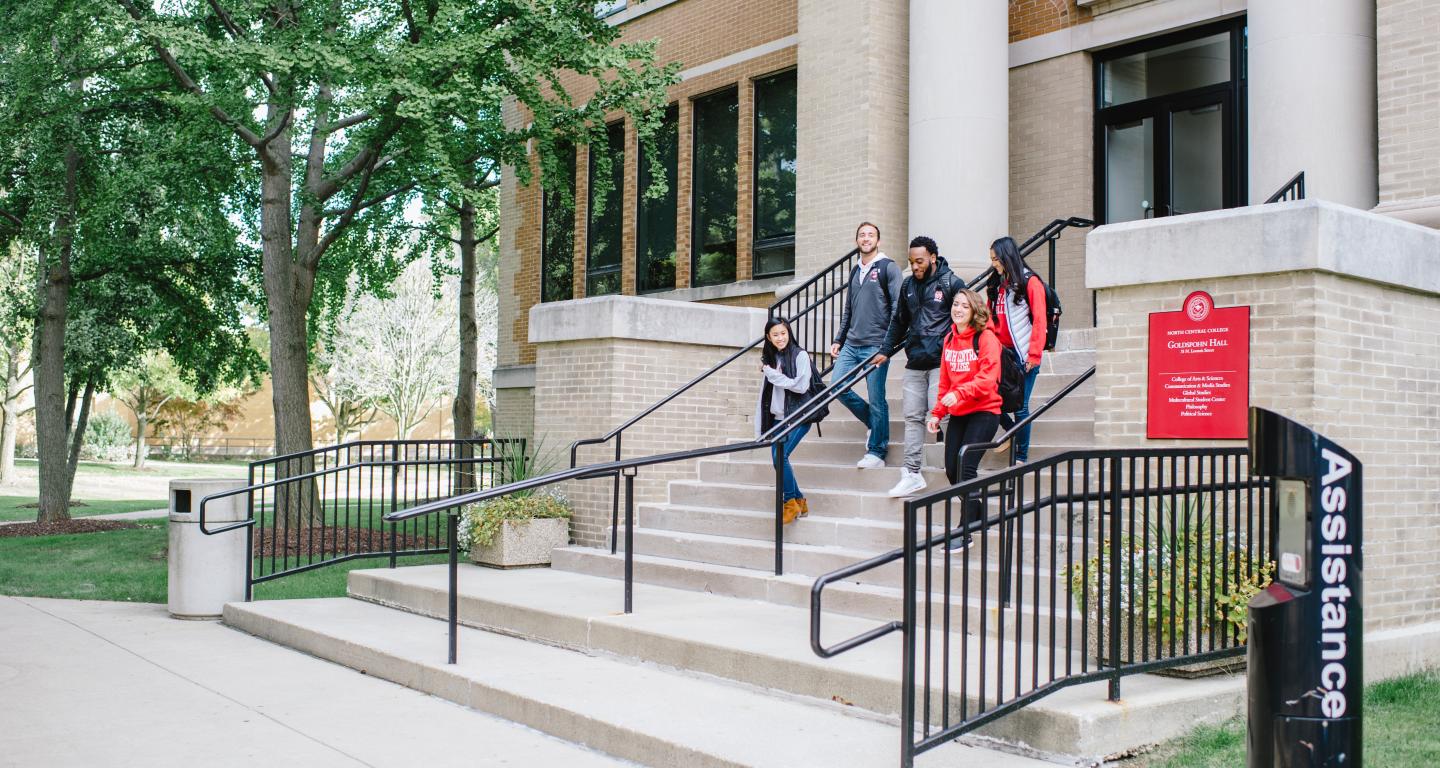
left=798, top=498, right=809, bottom=517
left=782, top=499, right=802, bottom=525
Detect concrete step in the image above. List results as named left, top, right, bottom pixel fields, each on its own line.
left=224, top=596, right=1050, bottom=768
left=552, top=546, right=1084, bottom=643
left=669, top=480, right=900, bottom=518
left=331, top=565, right=1248, bottom=761
left=700, top=457, right=953, bottom=494
left=637, top=502, right=1092, bottom=560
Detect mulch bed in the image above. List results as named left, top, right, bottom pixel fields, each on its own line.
left=251, top=526, right=439, bottom=559
left=0, top=519, right=143, bottom=538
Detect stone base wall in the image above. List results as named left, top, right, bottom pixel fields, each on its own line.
left=530, top=296, right=766, bottom=548
left=1089, top=200, right=1440, bottom=635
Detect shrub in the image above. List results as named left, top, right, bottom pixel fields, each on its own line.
left=81, top=411, right=136, bottom=463
left=457, top=489, right=572, bottom=551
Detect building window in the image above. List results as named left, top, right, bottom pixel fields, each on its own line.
left=636, top=105, right=678, bottom=294
left=1095, top=19, right=1247, bottom=224
left=752, top=70, right=797, bottom=278
left=691, top=88, right=739, bottom=288
left=541, top=141, right=576, bottom=303
left=586, top=122, right=625, bottom=297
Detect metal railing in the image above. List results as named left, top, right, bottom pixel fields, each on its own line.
left=197, top=439, right=516, bottom=598
left=569, top=246, right=861, bottom=554
left=812, top=442, right=1274, bottom=767
left=1264, top=171, right=1306, bottom=204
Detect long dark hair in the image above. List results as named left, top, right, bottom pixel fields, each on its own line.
left=987, top=236, right=1029, bottom=305
left=762, top=317, right=801, bottom=369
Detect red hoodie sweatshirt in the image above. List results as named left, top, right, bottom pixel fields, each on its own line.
left=931, top=324, right=1003, bottom=419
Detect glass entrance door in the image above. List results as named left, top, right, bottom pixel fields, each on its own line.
left=1095, top=20, right=1246, bottom=224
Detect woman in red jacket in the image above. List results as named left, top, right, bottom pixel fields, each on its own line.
left=926, top=287, right=1002, bottom=491
left=985, top=235, right=1046, bottom=463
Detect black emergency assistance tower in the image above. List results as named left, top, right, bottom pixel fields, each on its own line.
left=1247, top=408, right=1362, bottom=767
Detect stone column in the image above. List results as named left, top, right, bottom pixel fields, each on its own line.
left=908, top=0, right=1008, bottom=276
left=1248, top=0, right=1377, bottom=209
left=793, top=0, right=908, bottom=278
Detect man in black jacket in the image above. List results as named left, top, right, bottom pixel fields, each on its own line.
left=874, top=236, right=961, bottom=497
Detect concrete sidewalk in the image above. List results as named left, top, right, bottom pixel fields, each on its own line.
left=0, top=596, right=631, bottom=768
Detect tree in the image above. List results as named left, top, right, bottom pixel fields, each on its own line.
left=0, top=243, right=34, bottom=485
left=153, top=390, right=247, bottom=463
left=0, top=1, right=261, bottom=521
left=310, top=347, right=379, bottom=443
left=115, top=0, right=678, bottom=472
left=323, top=258, right=458, bottom=439
left=110, top=352, right=196, bottom=470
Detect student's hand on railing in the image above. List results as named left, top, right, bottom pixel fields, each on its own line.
left=871, top=353, right=888, bottom=366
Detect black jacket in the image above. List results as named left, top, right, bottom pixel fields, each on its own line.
left=881, top=256, right=963, bottom=370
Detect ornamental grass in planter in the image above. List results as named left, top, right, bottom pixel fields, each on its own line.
left=1068, top=496, right=1274, bottom=677
left=456, top=435, right=572, bottom=568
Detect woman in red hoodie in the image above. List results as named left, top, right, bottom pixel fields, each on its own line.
left=927, top=288, right=1002, bottom=542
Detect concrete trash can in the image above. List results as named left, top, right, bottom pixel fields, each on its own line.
left=168, top=478, right=249, bottom=619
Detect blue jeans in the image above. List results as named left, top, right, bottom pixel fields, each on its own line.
left=999, top=349, right=1042, bottom=462
left=831, top=344, right=890, bottom=458
left=771, top=422, right=811, bottom=501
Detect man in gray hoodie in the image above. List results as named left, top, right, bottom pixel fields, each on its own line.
left=829, top=222, right=903, bottom=468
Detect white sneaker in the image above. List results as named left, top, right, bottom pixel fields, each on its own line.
left=888, top=470, right=927, bottom=497
left=856, top=453, right=885, bottom=469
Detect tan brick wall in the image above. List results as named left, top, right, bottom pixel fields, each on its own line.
left=1010, top=51, right=1095, bottom=327
left=500, top=0, right=798, bottom=368
left=534, top=338, right=760, bottom=548
left=1093, top=273, right=1440, bottom=632
left=494, top=386, right=535, bottom=440
left=794, top=0, right=908, bottom=276
left=1377, top=0, right=1440, bottom=205
left=1009, top=0, right=1092, bottom=44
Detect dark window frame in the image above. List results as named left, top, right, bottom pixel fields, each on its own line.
left=751, top=68, right=798, bottom=280
left=585, top=121, right=626, bottom=297
left=690, top=86, right=740, bottom=289
left=540, top=141, right=577, bottom=304
left=1093, top=17, right=1248, bottom=225
left=635, top=104, right=680, bottom=294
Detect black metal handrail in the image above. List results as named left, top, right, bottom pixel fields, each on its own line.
left=1264, top=171, right=1306, bottom=204
left=569, top=246, right=861, bottom=554
left=811, top=442, right=1275, bottom=767
left=196, top=438, right=515, bottom=599
left=811, top=364, right=1096, bottom=658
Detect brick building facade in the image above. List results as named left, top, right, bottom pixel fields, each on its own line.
left=497, top=0, right=1436, bottom=440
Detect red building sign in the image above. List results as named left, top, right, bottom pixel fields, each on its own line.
left=1147, top=291, right=1250, bottom=439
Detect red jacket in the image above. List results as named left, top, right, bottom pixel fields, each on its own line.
left=931, top=324, right=1003, bottom=419
left=991, top=274, right=1047, bottom=367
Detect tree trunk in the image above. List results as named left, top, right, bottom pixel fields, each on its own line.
left=259, top=139, right=322, bottom=526
left=0, top=348, right=19, bottom=486
left=133, top=414, right=147, bottom=470
left=454, top=199, right=478, bottom=493
left=33, top=146, right=80, bottom=524
left=65, top=379, right=95, bottom=486
left=0, top=402, right=16, bottom=487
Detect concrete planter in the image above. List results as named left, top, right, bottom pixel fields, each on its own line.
left=469, top=518, right=569, bottom=569
left=1083, top=610, right=1246, bottom=678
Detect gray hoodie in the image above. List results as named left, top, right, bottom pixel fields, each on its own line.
left=833, top=253, right=901, bottom=349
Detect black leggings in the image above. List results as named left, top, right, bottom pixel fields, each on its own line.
left=943, top=411, right=1001, bottom=524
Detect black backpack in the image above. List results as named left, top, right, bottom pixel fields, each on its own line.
left=988, top=269, right=1063, bottom=351
left=972, top=332, right=1024, bottom=413
left=802, top=354, right=830, bottom=426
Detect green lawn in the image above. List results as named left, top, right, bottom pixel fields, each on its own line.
left=0, top=496, right=168, bottom=523
left=0, top=519, right=448, bottom=603
left=1142, top=668, right=1440, bottom=766
left=12, top=457, right=248, bottom=478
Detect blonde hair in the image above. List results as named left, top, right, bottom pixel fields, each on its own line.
left=953, top=288, right=990, bottom=335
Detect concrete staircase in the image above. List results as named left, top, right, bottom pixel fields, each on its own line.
left=223, top=329, right=1247, bottom=766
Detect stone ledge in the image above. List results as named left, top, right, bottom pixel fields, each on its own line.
left=1087, top=199, right=1440, bottom=296
left=529, top=294, right=766, bottom=348
left=493, top=365, right=536, bottom=390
